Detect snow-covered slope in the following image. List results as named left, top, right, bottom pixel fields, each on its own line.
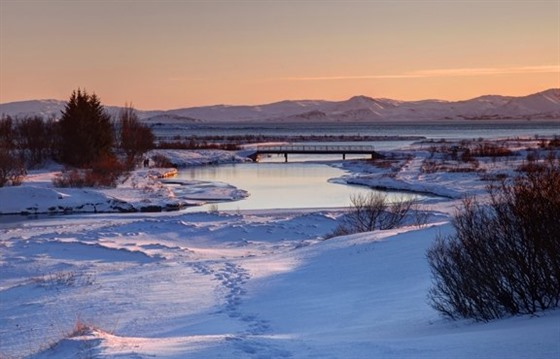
left=0, top=99, right=66, bottom=119
left=2, top=212, right=559, bottom=358
left=498, top=89, right=560, bottom=117
left=1, top=89, right=558, bottom=123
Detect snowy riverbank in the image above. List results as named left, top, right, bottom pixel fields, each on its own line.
left=0, top=150, right=251, bottom=215
left=0, top=138, right=542, bottom=215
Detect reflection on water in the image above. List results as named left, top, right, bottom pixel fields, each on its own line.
left=178, top=162, right=421, bottom=211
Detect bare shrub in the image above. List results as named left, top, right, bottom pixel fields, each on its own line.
left=333, top=192, right=414, bottom=236
left=427, top=160, right=560, bottom=321
left=0, top=148, right=26, bottom=187
left=411, top=202, right=431, bottom=228
left=86, top=154, right=126, bottom=187
left=547, top=136, right=560, bottom=148
left=151, top=153, right=174, bottom=168
left=517, top=161, right=547, bottom=173
left=472, top=143, right=513, bottom=157
left=381, top=195, right=415, bottom=229
left=70, top=317, right=93, bottom=337
left=52, top=169, right=86, bottom=188
left=460, top=148, right=474, bottom=163
left=421, top=159, right=438, bottom=173
left=517, top=151, right=556, bottom=173
left=53, top=155, right=125, bottom=188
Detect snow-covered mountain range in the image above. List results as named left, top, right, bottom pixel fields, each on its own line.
left=1, top=89, right=559, bottom=123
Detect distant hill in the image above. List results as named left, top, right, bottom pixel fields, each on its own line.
left=1, top=89, right=558, bottom=123
left=0, top=99, right=126, bottom=120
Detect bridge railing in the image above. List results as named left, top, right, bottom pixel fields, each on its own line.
left=256, top=145, right=375, bottom=152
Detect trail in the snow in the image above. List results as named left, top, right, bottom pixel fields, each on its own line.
left=191, top=260, right=294, bottom=358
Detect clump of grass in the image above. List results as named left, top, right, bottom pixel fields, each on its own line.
left=69, top=317, right=94, bottom=337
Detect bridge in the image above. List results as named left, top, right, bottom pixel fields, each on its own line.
left=248, top=144, right=380, bottom=162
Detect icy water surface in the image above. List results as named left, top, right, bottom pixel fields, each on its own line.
left=173, top=120, right=558, bottom=211
left=178, top=162, right=421, bottom=211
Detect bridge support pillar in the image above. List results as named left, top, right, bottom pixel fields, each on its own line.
left=343, top=153, right=346, bottom=160
left=284, top=153, right=288, bottom=163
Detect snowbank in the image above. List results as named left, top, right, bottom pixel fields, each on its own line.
left=1, top=212, right=557, bottom=358
left=0, top=186, right=134, bottom=215
left=0, top=162, right=248, bottom=215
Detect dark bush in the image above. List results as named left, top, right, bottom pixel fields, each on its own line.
left=52, top=169, right=87, bottom=188
left=53, top=155, right=125, bottom=188
left=427, top=160, right=560, bottom=321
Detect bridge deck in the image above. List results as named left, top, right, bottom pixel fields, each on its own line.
left=256, top=145, right=375, bottom=153
left=250, top=145, right=378, bottom=162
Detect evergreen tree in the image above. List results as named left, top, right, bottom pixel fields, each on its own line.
left=58, top=89, right=114, bottom=167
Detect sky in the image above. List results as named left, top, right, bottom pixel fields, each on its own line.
left=0, top=0, right=559, bottom=109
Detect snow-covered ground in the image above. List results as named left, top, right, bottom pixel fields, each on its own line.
left=1, top=140, right=559, bottom=358
left=0, top=150, right=250, bottom=215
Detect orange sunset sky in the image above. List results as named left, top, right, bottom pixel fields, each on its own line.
left=0, top=0, right=559, bottom=110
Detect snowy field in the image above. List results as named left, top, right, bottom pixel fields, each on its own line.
left=1, top=140, right=559, bottom=358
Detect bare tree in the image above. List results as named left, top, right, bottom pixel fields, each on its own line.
left=118, top=104, right=155, bottom=169
left=14, top=116, right=55, bottom=167
left=0, top=116, right=15, bottom=150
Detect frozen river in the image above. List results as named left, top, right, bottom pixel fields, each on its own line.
left=177, top=161, right=421, bottom=211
